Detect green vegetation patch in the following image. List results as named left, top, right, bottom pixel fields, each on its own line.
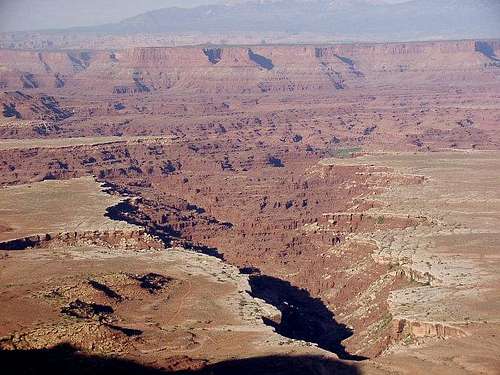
left=329, top=147, right=363, bottom=159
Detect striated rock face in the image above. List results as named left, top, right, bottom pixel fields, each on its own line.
left=0, top=40, right=498, bottom=94
left=0, top=229, right=164, bottom=251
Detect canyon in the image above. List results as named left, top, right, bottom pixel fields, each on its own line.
left=0, top=38, right=499, bottom=374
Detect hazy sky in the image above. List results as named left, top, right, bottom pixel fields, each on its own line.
left=0, top=0, right=412, bottom=32
left=0, top=0, right=220, bottom=32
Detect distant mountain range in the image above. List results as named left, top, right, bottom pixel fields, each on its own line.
left=74, top=0, right=500, bottom=41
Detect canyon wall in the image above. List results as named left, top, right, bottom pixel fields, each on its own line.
left=0, top=40, right=499, bottom=95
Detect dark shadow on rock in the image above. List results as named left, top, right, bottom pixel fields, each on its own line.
left=249, top=275, right=367, bottom=361
left=198, top=354, right=361, bottom=375
left=105, top=324, right=144, bottom=337
left=179, top=241, right=224, bottom=260
left=0, top=236, right=42, bottom=250
left=104, top=197, right=225, bottom=260
left=105, top=199, right=179, bottom=247
left=203, top=48, right=223, bottom=64
left=0, top=344, right=361, bottom=375
left=2, top=103, right=22, bottom=119
left=475, top=41, right=500, bottom=61
left=248, top=49, right=274, bottom=70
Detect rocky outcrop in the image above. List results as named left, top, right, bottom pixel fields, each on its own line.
left=392, top=319, right=468, bottom=341
left=319, top=213, right=421, bottom=234
left=0, top=229, right=164, bottom=251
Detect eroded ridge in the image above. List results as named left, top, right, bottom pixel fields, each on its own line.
left=323, top=151, right=500, bottom=372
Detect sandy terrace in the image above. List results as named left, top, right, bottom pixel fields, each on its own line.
left=0, top=176, right=136, bottom=242
left=0, top=136, right=171, bottom=150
